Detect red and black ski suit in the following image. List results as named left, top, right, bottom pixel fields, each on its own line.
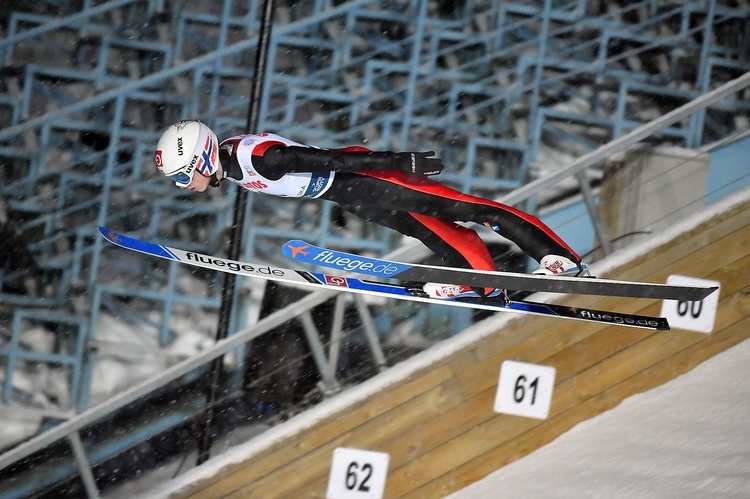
left=219, top=136, right=582, bottom=277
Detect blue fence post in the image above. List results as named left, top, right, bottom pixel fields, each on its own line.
left=398, top=0, right=428, bottom=148
left=690, top=0, right=716, bottom=147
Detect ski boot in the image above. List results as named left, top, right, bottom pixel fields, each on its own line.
left=533, top=255, right=592, bottom=277
left=405, top=281, right=506, bottom=301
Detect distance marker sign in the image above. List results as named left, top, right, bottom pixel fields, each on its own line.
left=660, top=275, right=721, bottom=334
left=494, top=360, right=556, bottom=419
left=326, top=447, right=389, bottom=499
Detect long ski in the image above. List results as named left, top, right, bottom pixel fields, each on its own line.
left=281, top=240, right=716, bottom=302
left=99, top=227, right=669, bottom=330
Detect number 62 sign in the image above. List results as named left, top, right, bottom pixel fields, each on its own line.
left=326, top=447, right=389, bottom=499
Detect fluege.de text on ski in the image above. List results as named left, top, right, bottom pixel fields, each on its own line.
left=185, top=252, right=286, bottom=276
left=298, top=248, right=409, bottom=276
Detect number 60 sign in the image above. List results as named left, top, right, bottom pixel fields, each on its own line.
left=660, top=275, right=721, bottom=334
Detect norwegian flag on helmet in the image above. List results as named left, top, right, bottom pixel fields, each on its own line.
left=196, top=136, right=215, bottom=175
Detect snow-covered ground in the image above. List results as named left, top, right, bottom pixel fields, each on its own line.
left=447, top=337, right=750, bottom=499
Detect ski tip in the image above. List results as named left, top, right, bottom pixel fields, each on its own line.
left=98, top=226, right=131, bottom=250
left=98, top=226, right=117, bottom=242
left=686, top=285, right=720, bottom=301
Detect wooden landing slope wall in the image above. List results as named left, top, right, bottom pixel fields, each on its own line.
left=176, top=196, right=749, bottom=499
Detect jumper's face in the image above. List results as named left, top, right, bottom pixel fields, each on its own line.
left=186, top=170, right=211, bottom=192
left=185, top=161, right=222, bottom=192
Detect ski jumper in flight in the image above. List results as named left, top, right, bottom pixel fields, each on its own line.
left=154, top=120, right=591, bottom=299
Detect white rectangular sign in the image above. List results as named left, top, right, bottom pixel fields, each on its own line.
left=326, top=447, right=390, bottom=499
left=660, top=275, right=721, bottom=334
left=494, top=360, right=556, bottom=419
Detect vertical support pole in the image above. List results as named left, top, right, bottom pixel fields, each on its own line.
left=81, top=94, right=126, bottom=414
left=67, top=431, right=100, bottom=499
left=399, top=0, right=428, bottom=148
left=70, top=317, right=88, bottom=410
left=690, top=0, right=716, bottom=147
left=613, top=80, right=629, bottom=139
left=575, top=170, right=613, bottom=256
left=327, top=295, right=346, bottom=374
left=3, top=312, right=22, bottom=403
left=527, top=0, right=552, bottom=165
left=160, top=260, right=178, bottom=347
left=208, top=0, right=233, bottom=119
left=524, top=0, right=552, bottom=220
left=196, top=0, right=276, bottom=466
left=299, top=312, right=340, bottom=395
left=352, top=296, right=388, bottom=372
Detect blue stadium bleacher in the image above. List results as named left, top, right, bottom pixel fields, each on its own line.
left=0, top=0, right=748, bottom=495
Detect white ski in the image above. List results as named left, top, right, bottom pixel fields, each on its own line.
left=99, top=227, right=670, bottom=330
left=281, top=240, right=717, bottom=302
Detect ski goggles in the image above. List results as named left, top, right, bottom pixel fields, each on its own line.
left=166, top=167, right=195, bottom=188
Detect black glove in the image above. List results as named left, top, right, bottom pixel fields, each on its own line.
left=393, top=151, right=444, bottom=176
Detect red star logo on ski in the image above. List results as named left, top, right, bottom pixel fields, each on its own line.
left=324, top=275, right=349, bottom=287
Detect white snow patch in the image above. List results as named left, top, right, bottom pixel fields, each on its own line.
left=87, top=314, right=168, bottom=406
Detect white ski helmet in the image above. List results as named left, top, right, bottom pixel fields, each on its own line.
left=154, top=120, right=220, bottom=187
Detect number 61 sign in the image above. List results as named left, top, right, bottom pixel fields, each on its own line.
left=494, top=360, right=556, bottom=419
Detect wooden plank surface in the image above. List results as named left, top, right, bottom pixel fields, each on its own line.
left=180, top=198, right=749, bottom=499
left=409, top=315, right=750, bottom=497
